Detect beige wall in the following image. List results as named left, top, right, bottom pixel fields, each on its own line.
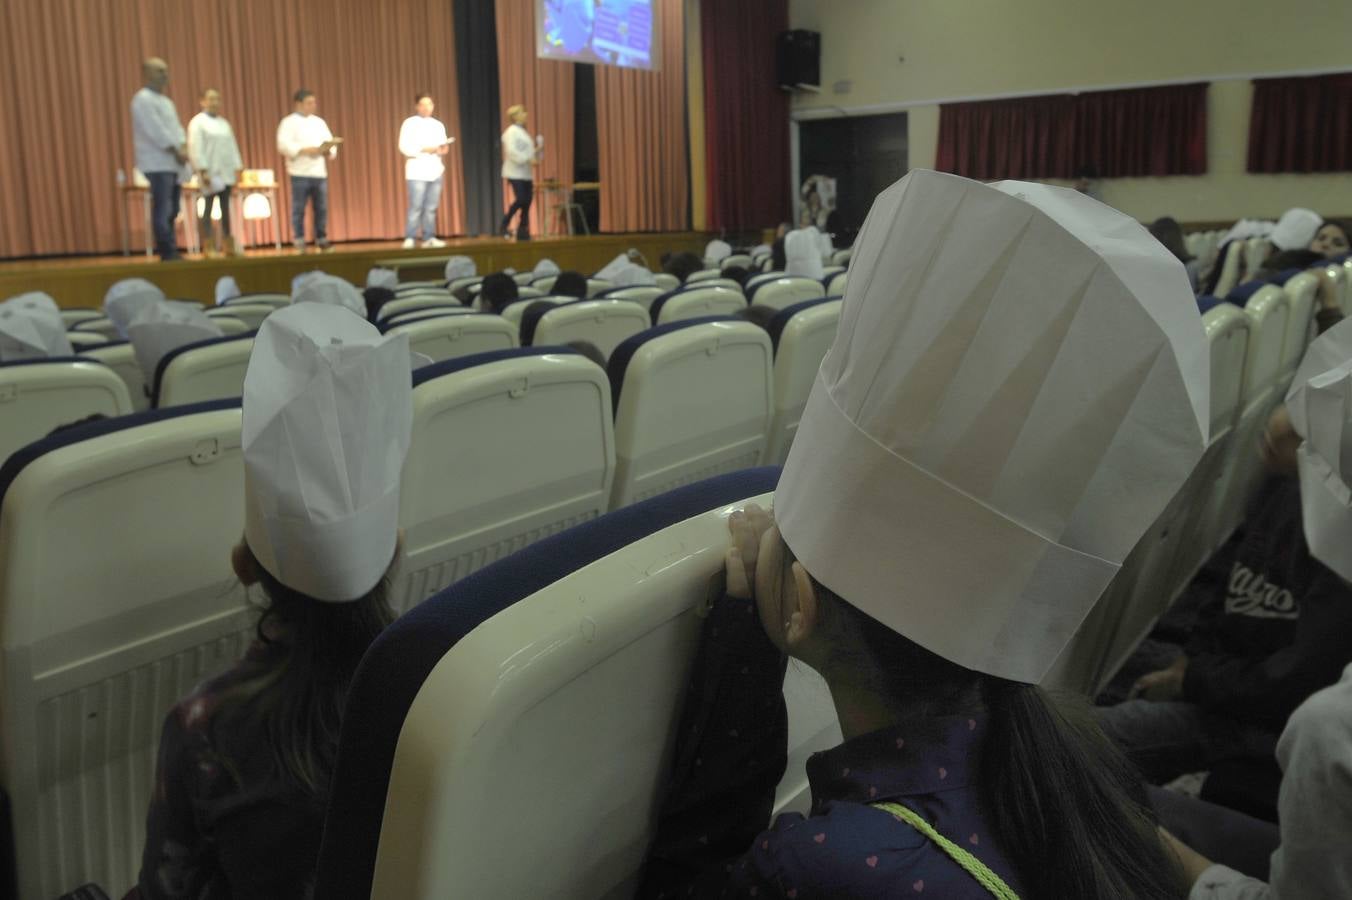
left=789, top=0, right=1352, bottom=223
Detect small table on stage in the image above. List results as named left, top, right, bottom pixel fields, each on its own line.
left=536, top=180, right=600, bottom=236
left=120, top=181, right=283, bottom=256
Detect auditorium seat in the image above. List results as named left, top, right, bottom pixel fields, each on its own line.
left=206, top=302, right=273, bottom=331
left=763, top=298, right=842, bottom=465
left=312, top=467, right=840, bottom=900
left=676, top=276, right=742, bottom=293
left=224, top=293, right=289, bottom=308
left=653, top=273, right=680, bottom=291
left=397, top=279, right=448, bottom=292
left=79, top=343, right=148, bottom=412
left=447, top=275, right=483, bottom=295
left=500, top=296, right=568, bottom=328
left=70, top=317, right=119, bottom=340
left=60, top=309, right=102, bottom=328
left=1342, top=259, right=1352, bottom=310
left=376, top=296, right=462, bottom=323
left=747, top=275, right=827, bottom=311
left=395, top=348, right=614, bottom=613
left=649, top=286, right=746, bottom=325
left=1277, top=272, right=1319, bottom=392
left=720, top=253, right=753, bottom=270
left=521, top=299, right=649, bottom=358
left=685, top=269, right=724, bottom=284
left=153, top=333, right=254, bottom=408
left=511, top=272, right=536, bottom=286
left=0, top=400, right=249, bottom=899
left=596, top=285, right=664, bottom=311
left=825, top=271, right=848, bottom=295
left=0, top=359, right=132, bottom=461
left=608, top=319, right=772, bottom=507
left=66, top=331, right=111, bottom=349
left=530, top=275, right=558, bottom=294
left=380, top=307, right=479, bottom=329
left=1213, top=241, right=1246, bottom=298
left=1243, top=237, right=1271, bottom=281
left=830, top=248, right=852, bottom=267
left=1045, top=303, right=1252, bottom=694
left=205, top=314, right=249, bottom=335
left=745, top=271, right=785, bottom=291
left=586, top=278, right=614, bottom=298
left=385, top=314, right=517, bottom=364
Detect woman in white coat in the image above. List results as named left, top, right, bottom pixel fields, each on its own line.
left=187, top=88, right=244, bottom=256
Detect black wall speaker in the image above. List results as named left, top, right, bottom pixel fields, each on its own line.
left=777, top=29, right=820, bottom=91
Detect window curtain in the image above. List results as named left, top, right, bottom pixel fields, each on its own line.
left=495, top=0, right=575, bottom=231
left=935, top=83, right=1207, bottom=180
left=1248, top=73, right=1352, bottom=173
left=700, top=0, right=789, bottom=232
left=595, top=0, right=689, bottom=232
left=454, top=0, right=504, bottom=236
left=0, top=0, right=466, bottom=258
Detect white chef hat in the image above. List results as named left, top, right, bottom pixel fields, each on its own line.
left=0, top=292, right=73, bottom=361
left=595, top=252, right=656, bottom=287
left=1286, top=317, right=1352, bottom=582
left=775, top=169, right=1209, bottom=684
left=291, top=269, right=327, bottom=296
left=533, top=258, right=561, bottom=277
left=293, top=273, right=365, bottom=318
left=242, top=303, right=413, bottom=602
left=1270, top=208, right=1323, bottom=252
left=444, top=256, right=477, bottom=281
left=104, top=278, right=166, bottom=338
left=126, top=299, right=224, bottom=381
left=784, top=228, right=824, bottom=280
left=366, top=267, right=398, bottom=290
left=705, top=239, right=731, bottom=263
left=215, top=276, right=241, bottom=306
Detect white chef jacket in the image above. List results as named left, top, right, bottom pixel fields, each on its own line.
left=277, top=112, right=337, bottom=178
left=131, top=87, right=186, bottom=175
left=1188, top=663, right=1352, bottom=900
left=187, top=112, right=243, bottom=193
left=501, top=123, right=536, bottom=181
left=399, top=115, right=449, bottom=182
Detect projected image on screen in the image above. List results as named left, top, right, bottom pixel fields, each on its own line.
left=538, top=0, right=656, bottom=70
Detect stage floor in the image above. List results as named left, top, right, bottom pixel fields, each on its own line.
left=0, top=232, right=708, bottom=309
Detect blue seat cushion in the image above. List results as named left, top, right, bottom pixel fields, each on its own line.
left=766, top=296, right=841, bottom=354
left=312, top=465, right=783, bottom=900
left=151, top=333, right=255, bottom=408
left=410, top=345, right=580, bottom=388
left=605, top=316, right=736, bottom=413
left=1225, top=280, right=1267, bottom=308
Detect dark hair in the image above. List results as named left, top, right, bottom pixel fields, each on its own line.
left=363, top=286, right=395, bottom=322
left=735, top=304, right=777, bottom=331
left=552, top=271, right=589, bottom=299
left=771, top=238, right=787, bottom=273
left=807, top=580, right=1184, bottom=899
left=216, top=544, right=394, bottom=797
left=663, top=252, right=704, bottom=284
left=294, top=88, right=314, bottom=104
left=1148, top=217, right=1193, bottom=264
left=480, top=273, right=519, bottom=314
left=1265, top=248, right=1324, bottom=272
left=566, top=340, right=607, bottom=368
left=722, top=265, right=750, bottom=287
left=415, top=93, right=432, bottom=104
left=1316, top=219, right=1351, bottom=254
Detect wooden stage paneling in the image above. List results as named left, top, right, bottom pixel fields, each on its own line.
left=0, top=232, right=708, bottom=309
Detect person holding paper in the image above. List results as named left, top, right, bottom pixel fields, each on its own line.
left=500, top=104, right=539, bottom=241
left=398, top=94, right=452, bottom=249
left=188, top=88, right=244, bottom=257
left=130, top=57, right=188, bottom=261
left=277, top=89, right=341, bottom=253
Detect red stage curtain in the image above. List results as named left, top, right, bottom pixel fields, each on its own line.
left=0, top=0, right=467, bottom=258
left=595, top=0, right=688, bottom=232
left=495, top=0, right=576, bottom=227
left=1248, top=73, right=1352, bottom=173
left=936, top=83, right=1207, bottom=180
left=700, top=0, right=790, bottom=232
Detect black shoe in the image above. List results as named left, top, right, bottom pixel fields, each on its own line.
left=516, top=232, right=531, bottom=242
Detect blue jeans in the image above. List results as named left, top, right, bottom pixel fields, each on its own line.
left=290, top=176, right=328, bottom=244
left=502, top=178, right=533, bottom=238
left=146, top=171, right=180, bottom=259
left=1096, top=700, right=1279, bottom=785
left=405, top=178, right=443, bottom=240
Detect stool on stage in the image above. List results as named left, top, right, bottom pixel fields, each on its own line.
left=537, top=180, right=598, bottom=237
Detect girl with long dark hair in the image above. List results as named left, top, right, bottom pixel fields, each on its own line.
left=640, top=170, right=1208, bottom=899
left=126, top=301, right=412, bottom=899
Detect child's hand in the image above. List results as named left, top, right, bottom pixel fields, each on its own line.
left=725, top=503, right=774, bottom=599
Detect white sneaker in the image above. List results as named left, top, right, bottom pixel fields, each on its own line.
left=402, top=238, right=416, bottom=249
left=422, top=237, right=446, bottom=248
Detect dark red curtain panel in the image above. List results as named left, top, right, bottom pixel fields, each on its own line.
left=936, top=83, right=1207, bottom=180
left=701, top=0, right=790, bottom=231
left=1248, top=73, right=1352, bottom=173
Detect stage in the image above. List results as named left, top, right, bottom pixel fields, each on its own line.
left=0, top=232, right=709, bottom=309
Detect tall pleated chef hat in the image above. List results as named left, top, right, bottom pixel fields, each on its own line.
left=126, top=299, right=224, bottom=381
left=104, top=278, right=166, bottom=338
left=293, top=273, right=365, bottom=318
left=775, top=169, right=1209, bottom=684
left=0, top=292, right=72, bottom=361
left=242, top=302, right=413, bottom=602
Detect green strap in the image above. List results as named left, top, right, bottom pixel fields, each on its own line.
left=871, top=801, right=1020, bottom=900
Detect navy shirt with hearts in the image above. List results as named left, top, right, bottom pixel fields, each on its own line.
left=639, top=595, right=1026, bottom=899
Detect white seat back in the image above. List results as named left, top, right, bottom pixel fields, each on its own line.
left=826, top=271, right=848, bottom=295
left=1243, top=237, right=1271, bottom=280
left=224, top=293, right=289, bottom=308
left=397, top=350, right=615, bottom=613
left=447, top=276, right=483, bottom=295
left=155, top=335, right=254, bottom=408
left=501, top=296, right=567, bottom=328
left=685, top=268, right=723, bottom=283
left=207, top=302, right=274, bottom=330
left=653, top=273, right=680, bottom=291
left=383, top=307, right=479, bottom=328
left=511, top=272, right=536, bottom=286
left=721, top=253, right=753, bottom=270
left=0, top=403, right=249, bottom=899
left=830, top=248, right=852, bottom=267
left=377, top=297, right=461, bottom=323
left=79, top=342, right=149, bottom=411
left=1278, top=273, right=1319, bottom=389
left=745, top=271, right=785, bottom=291
left=0, top=360, right=132, bottom=461
left=65, top=331, right=111, bottom=349
left=653, top=286, right=746, bottom=325
left=764, top=299, right=842, bottom=464
left=70, top=317, right=119, bottom=339
left=586, top=278, right=613, bottom=298
left=530, top=300, right=650, bottom=359
left=1214, top=241, right=1245, bottom=298
left=387, top=314, right=517, bottom=364
left=60, top=309, right=102, bottom=328
left=397, top=279, right=447, bottom=291
left=600, top=286, right=664, bottom=311
left=750, top=276, right=827, bottom=311
left=208, top=314, right=249, bottom=335
left=610, top=321, right=772, bottom=507
left=531, top=275, right=558, bottom=294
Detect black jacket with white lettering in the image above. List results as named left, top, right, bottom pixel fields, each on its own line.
left=1183, top=475, right=1352, bottom=730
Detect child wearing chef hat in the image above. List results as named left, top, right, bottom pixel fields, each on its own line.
left=0, top=291, right=73, bottom=361
left=641, top=170, right=1208, bottom=900
left=130, top=302, right=412, bottom=897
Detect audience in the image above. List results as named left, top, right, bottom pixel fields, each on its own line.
left=639, top=171, right=1202, bottom=900
left=551, top=270, right=588, bottom=300
left=125, top=303, right=408, bottom=898
left=478, top=272, right=519, bottom=315
left=1149, top=216, right=1201, bottom=291
left=1310, top=220, right=1350, bottom=259
left=662, top=252, right=704, bottom=284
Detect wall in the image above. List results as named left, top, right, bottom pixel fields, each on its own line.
left=788, top=0, right=1352, bottom=223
